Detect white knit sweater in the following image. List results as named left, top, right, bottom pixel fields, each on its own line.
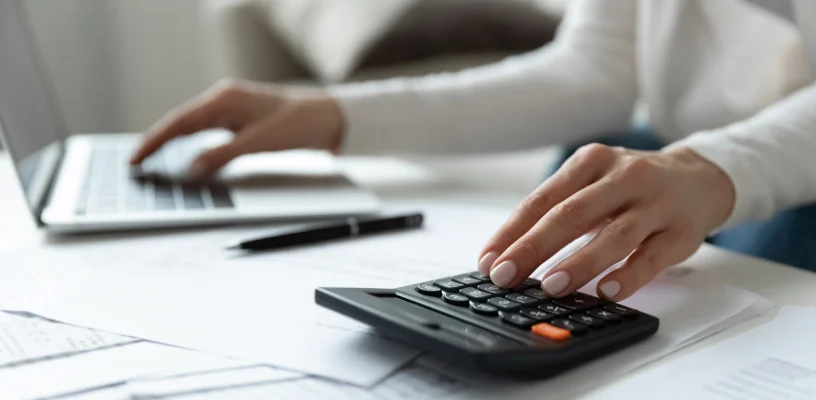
left=330, top=0, right=816, bottom=230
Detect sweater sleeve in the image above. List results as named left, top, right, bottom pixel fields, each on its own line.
left=327, top=0, right=639, bottom=154
left=669, top=82, right=816, bottom=230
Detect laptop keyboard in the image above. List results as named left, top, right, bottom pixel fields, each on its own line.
left=76, top=139, right=234, bottom=215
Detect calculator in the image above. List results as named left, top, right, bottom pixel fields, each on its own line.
left=316, top=271, right=659, bottom=378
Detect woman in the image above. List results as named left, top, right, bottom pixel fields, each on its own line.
left=132, top=0, right=816, bottom=301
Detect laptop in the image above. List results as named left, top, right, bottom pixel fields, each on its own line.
left=0, top=1, right=381, bottom=234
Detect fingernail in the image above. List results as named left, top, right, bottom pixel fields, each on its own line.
left=478, top=252, right=499, bottom=276
left=600, top=280, right=621, bottom=299
left=188, top=161, right=208, bottom=180
left=541, top=271, right=570, bottom=296
left=490, top=261, right=517, bottom=288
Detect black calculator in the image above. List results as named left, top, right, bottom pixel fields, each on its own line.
left=316, top=271, right=659, bottom=379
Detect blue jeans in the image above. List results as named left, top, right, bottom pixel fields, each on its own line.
left=548, top=128, right=816, bottom=272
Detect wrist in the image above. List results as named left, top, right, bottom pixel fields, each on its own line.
left=304, top=95, right=346, bottom=154
left=663, top=147, right=736, bottom=231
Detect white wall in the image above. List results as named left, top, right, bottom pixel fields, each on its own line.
left=24, top=0, right=213, bottom=134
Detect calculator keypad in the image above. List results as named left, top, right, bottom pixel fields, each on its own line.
left=471, top=302, right=499, bottom=316
left=539, top=304, right=571, bottom=316
left=501, top=312, right=537, bottom=328
left=552, top=293, right=603, bottom=310
left=477, top=283, right=509, bottom=296
left=459, top=287, right=492, bottom=302
left=443, top=292, right=470, bottom=306
left=410, top=272, right=643, bottom=343
left=488, top=297, right=522, bottom=312
left=415, top=284, right=442, bottom=297
left=452, top=274, right=483, bottom=286
left=505, top=293, right=540, bottom=306
left=434, top=280, right=465, bottom=292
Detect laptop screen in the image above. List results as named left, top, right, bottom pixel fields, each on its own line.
left=0, top=1, right=66, bottom=214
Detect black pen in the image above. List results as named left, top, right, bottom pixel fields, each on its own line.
left=226, top=213, right=424, bottom=252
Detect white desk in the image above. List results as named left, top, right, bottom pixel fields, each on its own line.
left=1, top=151, right=815, bottom=396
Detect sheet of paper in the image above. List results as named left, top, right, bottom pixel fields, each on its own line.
left=136, top=356, right=257, bottom=381
left=0, top=203, right=773, bottom=392
left=0, top=341, right=224, bottom=400
left=0, top=204, right=510, bottom=386
left=127, top=365, right=303, bottom=399
left=584, top=306, right=816, bottom=400
left=57, top=385, right=130, bottom=400
left=0, top=312, right=138, bottom=367
left=158, top=364, right=466, bottom=400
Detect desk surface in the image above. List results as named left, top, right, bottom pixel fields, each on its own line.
left=1, top=151, right=815, bottom=396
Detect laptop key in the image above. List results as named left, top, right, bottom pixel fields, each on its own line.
left=154, top=196, right=177, bottom=210
left=209, top=185, right=234, bottom=208
left=182, top=186, right=206, bottom=210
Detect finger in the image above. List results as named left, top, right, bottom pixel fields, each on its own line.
left=539, top=204, right=665, bottom=297
left=130, top=88, right=240, bottom=165
left=596, top=228, right=698, bottom=301
left=187, top=113, right=290, bottom=178
left=478, top=144, right=617, bottom=274
left=187, top=141, right=248, bottom=180
left=488, top=176, right=635, bottom=288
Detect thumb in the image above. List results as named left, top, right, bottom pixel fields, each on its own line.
left=188, top=141, right=248, bottom=180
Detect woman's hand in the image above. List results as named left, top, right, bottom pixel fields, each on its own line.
left=130, top=80, right=345, bottom=178
left=478, top=144, right=735, bottom=301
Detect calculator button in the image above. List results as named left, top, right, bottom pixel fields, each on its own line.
left=514, top=278, right=540, bottom=290
left=452, top=274, right=482, bottom=286
left=588, top=308, right=622, bottom=323
left=522, top=288, right=549, bottom=300
left=538, top=303, right=571, bottom=316
left=505, top=293, right=540, bottom=306
left=434, top=280, right=465, bottom=293
left=415, top=284, right=442, bottom=297
left=443, top=292, right=470, bottom=306
left=459, top=287, right=493, bottom=302
left=569, top=313, right=605, bottom=329
left=520, top=308, right=555, bottom=322
left=477, top=283, right=509, bottom=296
left=487, top=297, right=521, bottom=312
left=470, top=302, right=499, bottom=316
left=468, top=272, right=490, bottom=282
left=604, top=304, right=639, bottom=318
left=552, top=293, right=603, bottom=310
left=551, top=319, right=589, bottom=335
left=500, top=313, right=537, bottom=328
left=532, top=323, right=571, bottom=341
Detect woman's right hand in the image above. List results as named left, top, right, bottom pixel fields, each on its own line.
left=129, top=80, right=346, bottom=179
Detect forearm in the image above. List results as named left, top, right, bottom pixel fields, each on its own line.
left=329, top=0, right=638, bottom=154
left=671, top=82, right=816, bottom=229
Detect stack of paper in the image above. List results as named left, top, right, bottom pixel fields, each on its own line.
left=0, top=204, right=777, bottom=399
left=584, top=306, right=816, bottom=400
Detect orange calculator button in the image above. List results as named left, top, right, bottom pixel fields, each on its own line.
left=532, top=323, right=571, bottom=341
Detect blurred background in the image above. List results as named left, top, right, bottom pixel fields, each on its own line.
left=24, top=0, right=566, bottom=133
left=21, top=0, right=568, bottom=192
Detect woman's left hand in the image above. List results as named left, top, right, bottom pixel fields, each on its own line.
left=477, top=144, right=736, bottom=301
